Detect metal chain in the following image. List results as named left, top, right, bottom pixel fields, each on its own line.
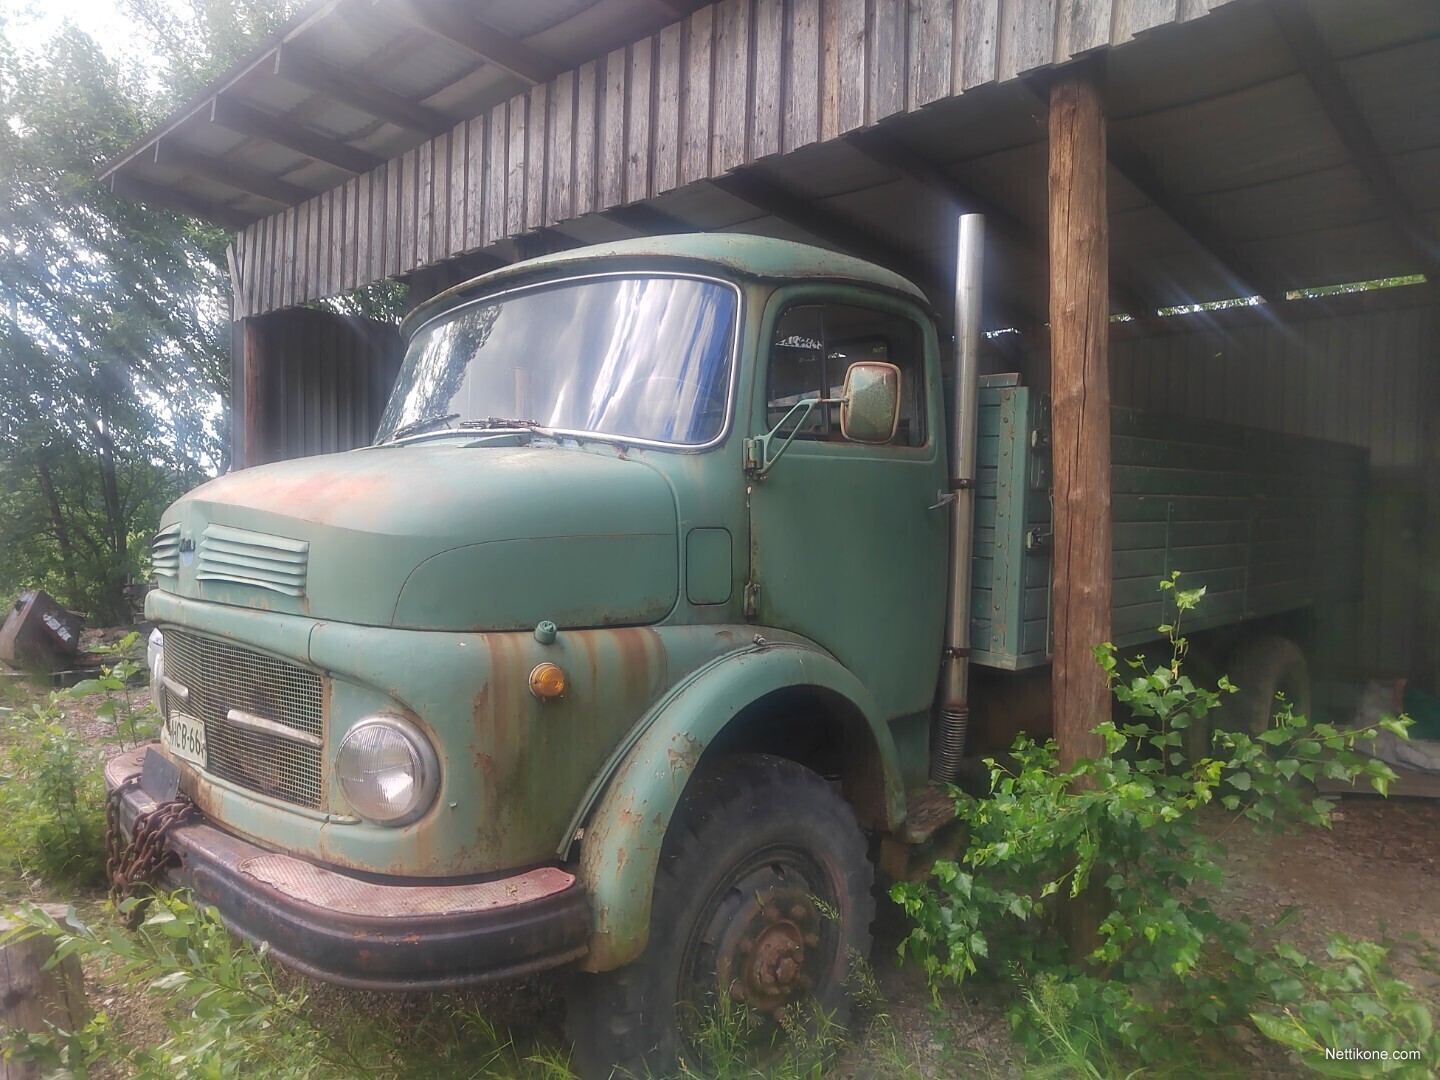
left=104, top=777, right=200, bottom=928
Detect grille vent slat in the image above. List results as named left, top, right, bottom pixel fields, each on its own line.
left=197, top=524, right=308, bottom=596
left=164, top=629, right=325, bottom=809
left=151, top=524, right=181, bottom=580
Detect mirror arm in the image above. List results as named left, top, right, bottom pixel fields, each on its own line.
left=746, top=397, right=840, bottom=478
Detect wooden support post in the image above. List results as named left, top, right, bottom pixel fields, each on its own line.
left=1048, top=69, right=1111, bottom=773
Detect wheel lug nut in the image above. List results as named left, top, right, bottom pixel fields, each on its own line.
left=763, top=904, right=781, bottom=921
left=804, top=933, right=819, bottom=947
left=790, top=904, right=807, bottom=919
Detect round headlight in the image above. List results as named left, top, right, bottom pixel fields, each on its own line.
left=335, top=716, right=439, bottom=826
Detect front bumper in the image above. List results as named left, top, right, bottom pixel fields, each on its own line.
left=105, top=746, right=591, bottom=991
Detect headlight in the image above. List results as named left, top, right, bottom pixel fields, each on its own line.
left=147, top=629, right=166, bottom=716
left=334, top=716, right=439, bottom=826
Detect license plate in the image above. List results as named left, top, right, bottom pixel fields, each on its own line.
left=168, top=713, right=208, bottom=769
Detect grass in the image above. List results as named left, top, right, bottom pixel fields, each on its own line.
left=1, top=670, right=1006, bottom=1080
left=3, top=890, right=980, bottom=1080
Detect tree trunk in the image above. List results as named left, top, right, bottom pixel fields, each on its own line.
left=33, top=448, right=79, bottom=603
left=0, top=905, right=89, bottom=1080
left=1048, top=68, right=1112, bottom=774
left=92, top=403, right=128, bottom=621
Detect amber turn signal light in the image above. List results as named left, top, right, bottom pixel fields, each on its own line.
left=528, top=662, right=567, bottom=700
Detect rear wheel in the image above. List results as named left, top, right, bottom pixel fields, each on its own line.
left=1223, top=636, right=1312, bottom=735
left=566, top=754, right=874, bottom=1079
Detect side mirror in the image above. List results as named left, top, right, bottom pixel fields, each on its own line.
left=840, top=361, right=901, bottom=444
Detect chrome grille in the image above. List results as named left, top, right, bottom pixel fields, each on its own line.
left=197, top=524, right=308, bottom=596
left=163, top=629, right=325, bottom=809
left=151, top=524, right=180, bottom=581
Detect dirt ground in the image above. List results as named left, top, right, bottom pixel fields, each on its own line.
left=1220, top=796, right=1440, bottom=999
left=7, top=663, right=1440, bottom=1077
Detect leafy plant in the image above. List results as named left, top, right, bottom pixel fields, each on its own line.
left=892, top=575, right=1418, bottom=1072
left=2, top=891, right=926, bottom=1080
left=0, top=696, right=107, bottom=887
left=66, top=629, right=157, bottom=747
left=1251, top=934, right=1440, bottom=1078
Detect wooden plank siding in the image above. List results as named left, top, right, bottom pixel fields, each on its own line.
left=230, top=0, right=1237, bottom=318
left=237, top=308, right=403, bottom=467
left=1104, top=298, right=1439, bottom=678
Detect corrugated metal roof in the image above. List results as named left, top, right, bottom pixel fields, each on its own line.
left=99, top=0, right=703, bottom=227
left=104, top=0, right=1440, bottom=317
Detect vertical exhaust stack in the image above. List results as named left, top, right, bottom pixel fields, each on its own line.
left=931, top=214, right=985, bottom=785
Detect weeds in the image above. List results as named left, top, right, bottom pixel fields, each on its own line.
left=893, top=574, right=1432, bottom=1076
left=0, top=696, right=107, bottom=888
left=3, top=893, right=922, bottom=1080
left=2, top=894, right=578, bottom=1079
left=66, top=630, right=157, bottom=748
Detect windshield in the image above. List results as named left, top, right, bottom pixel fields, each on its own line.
left=376, top=275, right=738, bottom=446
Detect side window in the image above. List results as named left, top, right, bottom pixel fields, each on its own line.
left=765, top=301, right=926, bottom=447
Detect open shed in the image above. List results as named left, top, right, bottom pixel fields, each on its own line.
left=101, top=0, right=1440, bottom=755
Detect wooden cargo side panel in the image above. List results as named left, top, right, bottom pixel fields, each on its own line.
left=970, top=381, right=1050, bottom=669
left=969, top=385, right=1369, bottom=671
left=968, top=388, right=1004, bottom=657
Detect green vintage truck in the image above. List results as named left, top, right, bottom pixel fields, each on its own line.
left=107, top=221, right=1363, bottom=1075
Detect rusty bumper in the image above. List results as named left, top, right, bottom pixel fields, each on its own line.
left=105, top=746, right=590, bottom=991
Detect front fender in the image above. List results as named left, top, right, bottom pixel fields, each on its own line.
left=573, top=640, right=905, bottom=971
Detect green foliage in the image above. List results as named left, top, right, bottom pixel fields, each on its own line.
left=5, top=894, right=320, bottom=1079
left=1014, top=972, right=1142, bottom=1080
left=0, top=4, right=299, bottom=620
left=0, top=695, right=106, bottom=887
left=0, top=21, right=227, bottom=618
left=115, top=0, right=304, bottom=113
left=66, top=629, right=157, bottom=747
left=1, top=892, right=920, bottom=1080
left=1250, top=935, right=1440, bottom=1077
left=892, top=575, right=1427, bottom=1074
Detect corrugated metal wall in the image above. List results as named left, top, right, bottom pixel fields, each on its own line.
left=1103, top=295, right=1439, bottom=679
left=1110, top=301, right=1437, bottom=475
left=230, top=0, right=1234, bottom=318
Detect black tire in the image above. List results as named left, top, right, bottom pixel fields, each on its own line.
left=1222, top=636, right=1312, bottom=736
left=565, top=754, right=874, bottom=1079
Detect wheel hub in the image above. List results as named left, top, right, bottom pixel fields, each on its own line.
left=716, top=890, right=823, bottom=1014
left=747, top=920, right=805, bottom=998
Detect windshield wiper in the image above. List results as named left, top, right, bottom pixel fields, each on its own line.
left=388, top=413, right=459, bottom=441
left=458, top=417, right=545, bottom=431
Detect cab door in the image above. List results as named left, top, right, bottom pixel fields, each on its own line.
left=745, top=290, right=949, bottom=723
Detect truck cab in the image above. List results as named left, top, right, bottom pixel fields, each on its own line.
left=109, top=234, right=954, bottom=1076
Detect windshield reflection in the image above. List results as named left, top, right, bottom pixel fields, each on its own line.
left=377, top=276, right=738, bottom=447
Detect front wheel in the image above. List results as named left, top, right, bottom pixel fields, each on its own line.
left=566, top=754, right=874, bottom=1078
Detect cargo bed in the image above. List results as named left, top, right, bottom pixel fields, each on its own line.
left=970, top=374, right=1367, bottom=670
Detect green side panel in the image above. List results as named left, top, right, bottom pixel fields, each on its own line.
left=970, top=384, right=1368, bottom=670
left=969, top=378, right=1050, bottom=670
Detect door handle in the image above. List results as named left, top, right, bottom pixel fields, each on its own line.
left=928, top=491, right=957, bottom=510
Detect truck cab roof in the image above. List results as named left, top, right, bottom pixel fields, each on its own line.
left=404, top=233, right=930, bottom=336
